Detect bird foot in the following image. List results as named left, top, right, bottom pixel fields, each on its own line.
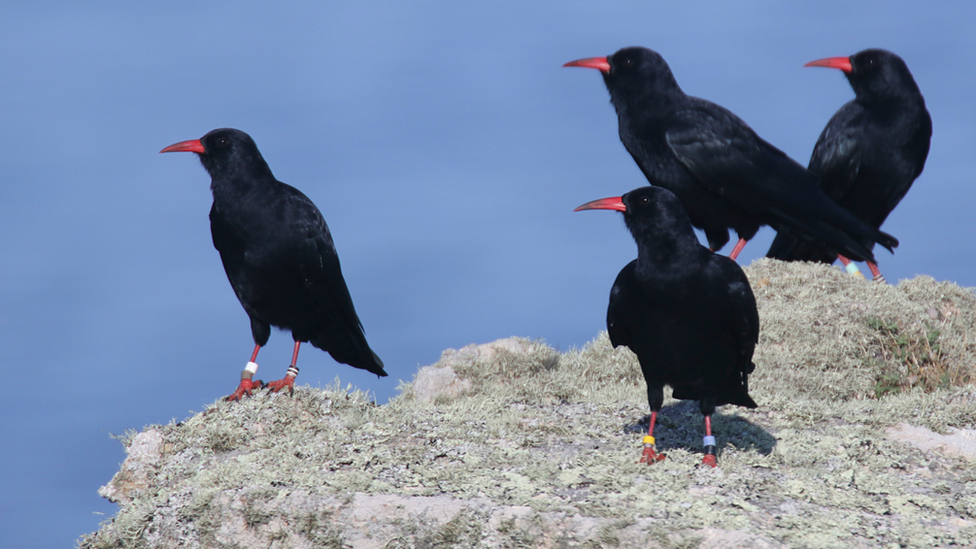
left=265, top=375, right=296, bottom=395
left=639, top=446, right=666, bottom=464
left=701, top=454, right=718, bottom=468
left=226, top=378, right=264, bottom=402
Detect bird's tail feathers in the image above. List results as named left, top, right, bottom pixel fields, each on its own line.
left=875, top=230, right=899, bottom=254
left=768, top=207, right=877, bottom=263
left=310, top=332, right=388, bottom=377
left=815, top=200, right=898, bottom=254
left=727, top=392, right=758, bottom=409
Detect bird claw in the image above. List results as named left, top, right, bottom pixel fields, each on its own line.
left=226, top=378, right=264, bottom=402
left=639, top=447, right=666, bottom=464
left=265, top=376, right=295, bottom=395
left=701, top=454, right=718, bottom=468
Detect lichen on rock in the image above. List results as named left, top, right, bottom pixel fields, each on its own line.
left=80, top=260, right=976, bottom=549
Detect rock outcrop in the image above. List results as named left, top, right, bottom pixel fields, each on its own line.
left=80, top=261, right=976, bottom=548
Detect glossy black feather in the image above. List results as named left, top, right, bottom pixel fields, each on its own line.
left=598, top=46, right=897, bottom=262
left=603, top=187, right=758, bottom=417
left=767, top=49, right=931, bottom=262
left=201, top=128, right=386, bottom=376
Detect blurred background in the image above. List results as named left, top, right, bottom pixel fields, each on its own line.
left=1, top=1, right=973, bottom=546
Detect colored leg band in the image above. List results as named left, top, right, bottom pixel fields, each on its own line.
left=286, top=366, right=299, bottom=378
left=241, top=361, right=259, bottom=381
left=643, top=436, right=655, bottom=445
left=845, top=263, right=861, bottom=275
left=703, top=435, right=716, bottom=455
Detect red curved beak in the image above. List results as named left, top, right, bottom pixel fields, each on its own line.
left=160, top=139, right=205, bottom=154
left=804, top=56, right=853, bottom=74
left=563, top=56, right=611, bottom=74
left=574, top=196, right=626, bottom=213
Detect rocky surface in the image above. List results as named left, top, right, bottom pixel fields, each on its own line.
left=80, top=260, right=976, bottom=548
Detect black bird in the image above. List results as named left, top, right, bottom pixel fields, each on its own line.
left=576, top=186, right=759, bottom=467
left=161, top=128, right=387, bottom=401
left=564, top=47, right=898, bottom=264
left=766, top=49, right=931, bottom=282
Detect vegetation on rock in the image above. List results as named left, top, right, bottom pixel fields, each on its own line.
left=80, top=260, right=976, bottom=549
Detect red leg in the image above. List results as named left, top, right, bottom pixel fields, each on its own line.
left=639, top=411, right=666, bottom=464
left=867, top=261, right=886, bottom=283
left=837, top=255, right=865, bottom=279
left=226, top=344, right=264, bottom=402
left=702, top=415, right=717, bottom=467
left=728, top=238, right=748, bottom=261
left=265, top=341, right=301, bottom=395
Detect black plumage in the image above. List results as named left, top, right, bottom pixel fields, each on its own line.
left=161, top=128, right=386, bottom=400
left=767, top=49, right=931, bottom=278
left=565, top=47, right=898, bottom=263
left=576, top=186, right=758, bottom=467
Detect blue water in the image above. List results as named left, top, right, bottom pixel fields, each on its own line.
left=1, top=2, right=974, bottom=547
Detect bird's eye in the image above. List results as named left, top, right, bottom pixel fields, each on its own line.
left=864, top=58, right=875, bottom=70
left=623, top=58, right=633, bottom=67
left=639, top=196, right=650, bottom=205
left=216, top=137, right=229, bottom=147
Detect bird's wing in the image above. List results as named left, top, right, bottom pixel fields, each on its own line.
left=664, top=104, right=777, bottom=196
left=209, top=204, right=253, bottom=307
left=664, top=103, right=894, bottom=259
left=290, top=197, right=365, bottom=335
left=665, top=103, right=833, bottom=212
left=209, top=203, right=275, bottom=344
left=698, top=254, right=760, bottom=411
left=723, top=260, right=759, bottom=408
left=809, top=103, right=864, bottom=200
left=763, top=110, right=862, bottom=263
left=209, top=202, right=243, bottom=260
left=607, top=261, right=638, bottom=350
left=285, top=193, right=385, bottom=374
left=721, top=260, right=759, bottom=375
left=907, top=108, right=933, bottom=181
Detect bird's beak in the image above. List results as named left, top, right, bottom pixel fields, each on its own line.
left=160, top=139, right=205, bottom=154
left=574, top=196, right=626, bottom=213
left=804, top=56, right=853, bottom=74
left=563, top=56, right=611, bottom=74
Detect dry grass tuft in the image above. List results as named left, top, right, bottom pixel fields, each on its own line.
left=746, top=259, right=976, bottom=403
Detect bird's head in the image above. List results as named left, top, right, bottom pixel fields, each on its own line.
left=575, top=186, right=695, bottom=246
left=805, top=49, right=921, bottom=104
left=564, top=47, right=682, bottom=113
left=160, top=128, right=272, bottom=181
